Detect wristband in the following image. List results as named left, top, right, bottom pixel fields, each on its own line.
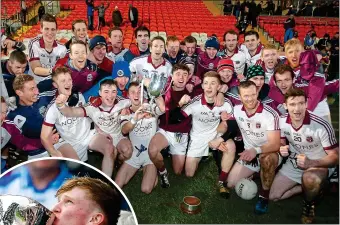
left=255, top=147, right=262, bottom=154
left=130, top=118, right=137, bottom=125
left=57, top=103, right=65, bottom=109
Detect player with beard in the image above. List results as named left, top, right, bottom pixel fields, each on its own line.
left=240, top=30, right=264, bottom=67
left=129, top=25, right=150, bottom=57
left=166, top=71, right=233, bottom=179
left=64, top=20, right=89, bottom=53
left=227, top=80, right=281, bottom=215
left=269, top=64, right=339, bottom=117
left=54, top=40, right=98, bottom=94
left=255, top=44, right=283, bottom=83
left=270, top=39, right=328, bottom=121
left=219, top=30, right=246, bottom=80
left=148, top=64, right=193, bottom=188
left=269, top=88, right=338, bottom=224
left=115, top=82, right=165, bottom=193
left=163, top=36, right=183, bottom=65
left=226, top=65, right=274, bottom=107
left=106, top=27, right=135, bottom=63
left=56, top=79, right=133, bottom=173
left=87, top=35, right=114, bottom=82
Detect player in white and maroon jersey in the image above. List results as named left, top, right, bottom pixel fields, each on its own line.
left=239, top=31, right=264, bottom=68
left=115, top=82, right=165, bottom=194
left=55, top=79, right=132, bottom=177
left=227, top=80, right=281, bottom=215
left=218, top=30, right=246, bottom=80
left=129, top=36, right=172, bottom=82
left=41, top=66, right=90, bottom=161
left=28, top=14, right=67, bottom=84
left=148, top=64, right=193, bottom=188
left=106, top=26, right=135, bottom=63
left=270, top=39, right=328, bottom=120
left=226, top=66, right=277, bottom=113
left=255, top=44, right=284, bottom=84
left=269, top=88, right=338, bottom=224
left=171, top=71, right=233, bottom=178
left=269, top=64, right=339, bottom=119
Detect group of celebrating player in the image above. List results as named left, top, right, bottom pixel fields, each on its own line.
left=1, top=13, right=339, bottom=224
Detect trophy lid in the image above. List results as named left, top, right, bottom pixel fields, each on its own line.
left=0, top=195, right=53, bottom=225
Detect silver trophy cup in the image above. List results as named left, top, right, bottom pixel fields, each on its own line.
left=0, top=195, right=53, bottom=225
left=143, top=73, right=168, bottom=113
left=147, top=73, right=168, bottom=99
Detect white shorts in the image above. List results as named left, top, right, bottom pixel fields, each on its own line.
left=187, top=133, right=217, bottom=158
left=313, top=98, right=330, bottom=118
left=279, top=158, right=335, bottom=184
left=237, top=152, right=283, bottom=173
left=54, top=129, right=96, bottom=161
left=125, top=149, right=153, bottom=169
left=28, top=151, right=50, bottom=160
left=157, top=129, right=188, bottom=155
left=109, top=133, right=127, bottom=147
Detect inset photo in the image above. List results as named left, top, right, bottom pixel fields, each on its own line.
left=0, top=158, right=138, bottom=225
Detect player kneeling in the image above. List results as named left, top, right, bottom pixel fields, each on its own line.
left=115, top=82, right=165, bottom=194
left=41, top=66, right=92, bottom=161
left=148, top=64, right=193, bottom=188
left=269, top=88, right=338, bottom=224
left=170, top=71, right=233, bottom=178
left=55, top=79, right=133, bottom=177
left=226, top=81, right=281, bottom=214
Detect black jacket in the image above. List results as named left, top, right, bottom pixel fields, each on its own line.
left=112, top=10, right=123, bottom=27
left=128, top=7, right=138, bottom=23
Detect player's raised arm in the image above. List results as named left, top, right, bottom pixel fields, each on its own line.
left=56, top=93, right=86, bottom=117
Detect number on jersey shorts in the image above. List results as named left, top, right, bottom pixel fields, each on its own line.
left=54, top=129, right=96, bottom=161
left=157, top=129, right=188, bottom=156
left=237, top=154, right=283, bottom=172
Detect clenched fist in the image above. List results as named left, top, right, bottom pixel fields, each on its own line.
left=219, top=84, right=229, bottom=93
left=179, top=94, right=191, bottom=107
left=55, top=94, right=68, bottom=108
left=297, top=154, right=312, bottom=169
left=220, top=111, right=232, bottom=121
left=186, top=83, right=194, bottom=93
left=89, top=96, right=102, bottom=107
left=279, top=145, right=290, bottom=157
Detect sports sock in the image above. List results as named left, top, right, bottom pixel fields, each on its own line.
left=259, top=188, right=270, bottom=199
left=219, top=171, right=229, bottom=183
left=159, top=167, right=167, bottom=175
